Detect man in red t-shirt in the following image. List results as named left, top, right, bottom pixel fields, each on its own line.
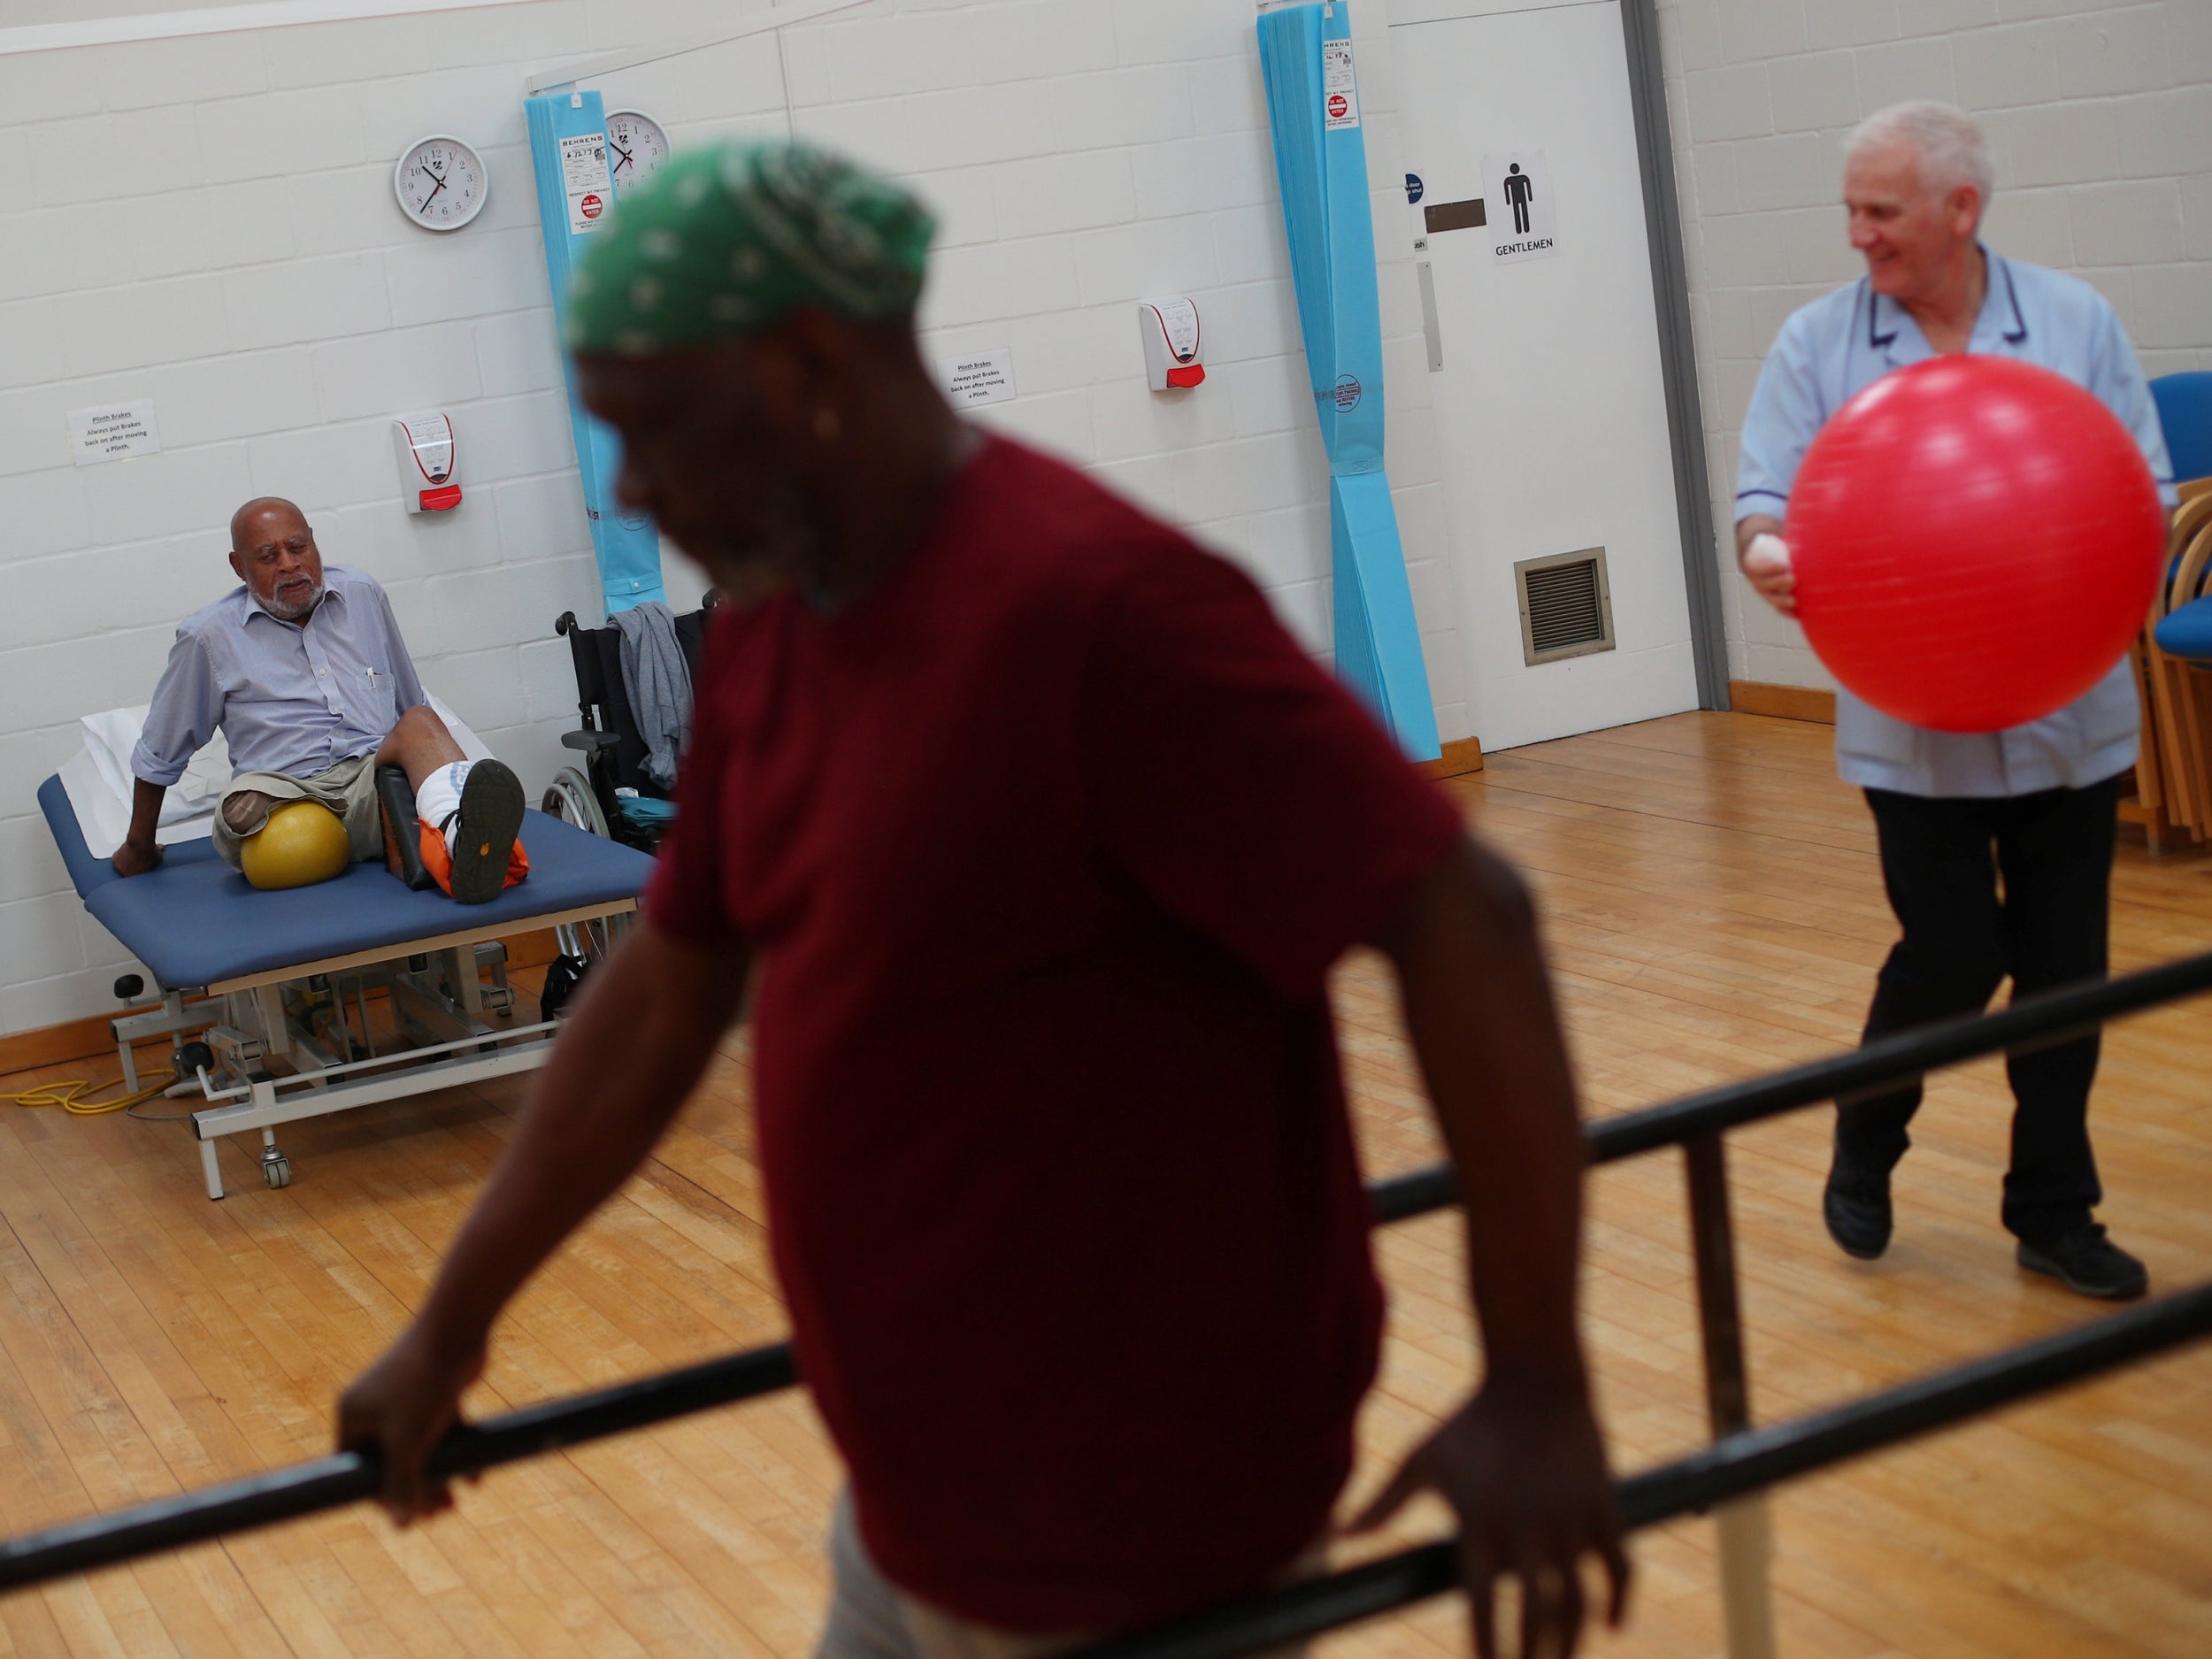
left=342, top=141, right=1626, bottom=1659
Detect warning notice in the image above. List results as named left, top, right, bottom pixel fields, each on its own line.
left=67, top=399, right=161, bottom=466
left=937, top=348, right=1018, bottom=407
left=1322, top=39, right=1359, bottom=131
left=560, top=132, right=613, bottom=235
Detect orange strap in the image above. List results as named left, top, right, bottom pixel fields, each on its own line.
left=418, top=821, right=530, bottom=898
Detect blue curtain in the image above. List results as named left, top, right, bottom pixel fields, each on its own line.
left=526, top=90, right=666, bottom=614
left=1257, top=3, right=1440, bottom=760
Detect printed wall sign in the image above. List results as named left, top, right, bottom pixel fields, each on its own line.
left=1482, top=150, right=1559, bottom=264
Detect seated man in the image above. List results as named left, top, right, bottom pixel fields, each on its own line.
left=111, top=496, right=527, bottom=904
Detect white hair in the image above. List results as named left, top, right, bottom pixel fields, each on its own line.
left=1845, top=101, right=1994, bottom=201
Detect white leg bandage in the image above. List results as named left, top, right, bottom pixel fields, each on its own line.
left=413, top=761, right=474, bottom=856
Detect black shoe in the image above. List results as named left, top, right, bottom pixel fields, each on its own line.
left=1824, top=1156, right=1893, bottom=1260
left=2017, top=1225, right=2147, bottom=1301
left=446, top=760, right=525, bottom=905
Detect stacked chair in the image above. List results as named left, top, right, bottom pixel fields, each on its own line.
left=2131, top=373, right=2212, bottom=850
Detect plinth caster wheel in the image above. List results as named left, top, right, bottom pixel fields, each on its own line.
left=261, top=1150, right=292, bottom=1189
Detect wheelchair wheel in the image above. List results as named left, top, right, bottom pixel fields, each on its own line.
left=541, top=768, right=623, bottom=969
left=541, top=768, right=611, bottom=840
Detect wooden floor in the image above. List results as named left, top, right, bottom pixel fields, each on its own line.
left=0, top=711, right=2208, bottom=1657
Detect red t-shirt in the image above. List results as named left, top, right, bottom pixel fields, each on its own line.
left=647, top=438, right=1463, bottom=1630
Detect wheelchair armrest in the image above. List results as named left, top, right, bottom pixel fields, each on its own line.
left=562, top=730, right=622, bottom=753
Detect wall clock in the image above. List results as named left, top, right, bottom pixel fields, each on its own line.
left=394, top=134, right=489, bottom=232
left=605, top=111, right=670, bottom=188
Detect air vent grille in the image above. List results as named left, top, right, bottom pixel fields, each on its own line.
left=1514, top=548, right=1616, bottom=666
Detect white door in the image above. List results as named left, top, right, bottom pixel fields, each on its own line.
left=1390, top=0, right=1698, bottom=751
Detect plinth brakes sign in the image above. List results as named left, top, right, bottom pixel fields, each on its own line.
left=1482, top=150, right=1558, bottom=265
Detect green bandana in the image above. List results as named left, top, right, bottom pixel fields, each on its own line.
left=565, top=138, right=935, bottom=356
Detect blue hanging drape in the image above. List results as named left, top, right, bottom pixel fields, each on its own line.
left=526, top=89, right=666, bottom=614
left=1257, top=2, right=1440, bottom=760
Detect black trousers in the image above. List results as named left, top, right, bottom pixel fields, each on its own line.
left=1839, top=776, right=2120, bottom=1246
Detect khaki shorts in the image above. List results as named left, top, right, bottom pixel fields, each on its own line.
left=816, top=1490, right=1317, bottom=1659
left=212, top=754, right=384, bottom=871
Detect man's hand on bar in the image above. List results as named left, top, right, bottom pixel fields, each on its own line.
left=1366, top=840, right=1631, bottom=1655
left=1353, top=1375, right=1627, bottom=1659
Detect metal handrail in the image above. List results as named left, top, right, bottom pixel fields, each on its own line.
left=4, top=948, right=2210, bottom=1597
left=0, top=1347, right=802, bottom=1591
left=6, top=1282, right=2204, bottom=1624
left=1069, top=1284, right=2212, bottom=1659
left=1371, top=943, right=2212, bottom=1222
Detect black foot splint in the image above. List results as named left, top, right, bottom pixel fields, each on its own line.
left=446, top=760, right=525, bottom=905
left=377, top=765, right=435, bottom=891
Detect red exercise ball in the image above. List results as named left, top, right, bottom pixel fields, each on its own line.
left=1787, top=355, right=2166, bottom=733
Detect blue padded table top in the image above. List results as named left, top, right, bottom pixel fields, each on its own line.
left=40, top=774, right=654, bottom=991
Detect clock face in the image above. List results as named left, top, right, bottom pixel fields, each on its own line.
left=394, top=135, right=488, bottom=232
left=605, top=111, right=670, bottom=191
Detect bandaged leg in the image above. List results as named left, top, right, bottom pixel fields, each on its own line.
left=367, top=705, right=526, bottom=902
left=413, top=761, right=472, bottom=849
left=412, top=759, right=528, bottom=903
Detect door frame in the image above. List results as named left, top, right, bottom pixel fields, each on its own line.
left=1618, top=0, right=1730, bottom=709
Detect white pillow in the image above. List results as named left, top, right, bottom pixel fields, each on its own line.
left=81, top=706, right=232, bottom=826
left=63, top=694, right=496, bottom=861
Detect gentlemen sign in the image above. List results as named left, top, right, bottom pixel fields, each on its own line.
left=1482, top=150, right=1559, bottom=265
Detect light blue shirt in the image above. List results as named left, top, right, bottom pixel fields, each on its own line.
left=131, top=565, right=427, bottom=787
left=1737, top=250, right=2177, bottom=799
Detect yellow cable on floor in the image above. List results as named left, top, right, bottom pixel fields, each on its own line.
left=1, top=1077, right=173, bottom=1116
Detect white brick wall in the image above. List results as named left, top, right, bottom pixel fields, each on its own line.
left=1657, top=0, right=2212, bottom=689
left=788, top=0, right=1459, bottom=695
left=0, top=0, right=1462, bottom=1035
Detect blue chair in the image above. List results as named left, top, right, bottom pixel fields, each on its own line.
left=2150, top=373, right=2212, bottom=488
left=2143, top=492, right=2212, bottom=841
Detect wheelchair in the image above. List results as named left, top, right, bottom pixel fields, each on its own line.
left=541, top=599, right=718, bottom=849
left=536, top=597, right=718, bottom=1009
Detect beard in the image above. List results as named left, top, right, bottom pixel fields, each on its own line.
left=261, top=578, right=325, bottom=622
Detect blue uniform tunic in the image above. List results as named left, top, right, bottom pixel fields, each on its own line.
left=1737, top=250, right=2176, bottom=797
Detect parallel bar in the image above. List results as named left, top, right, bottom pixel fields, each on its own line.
left=1684, top=1135, right=1775, bottom=1659
left=1585, top=949, right=2212, bottom=1163
left=1685, top=1134, right=1750, bottom=1436
left=8, top=1274, right=2207, bottom=1607
left=1068, top=1284, right=2212, bottom=1659
left=1367, top=946, right=2212, bottom=1223
left=0, top=1345, right=798, bottom=1592
left=10, top=949, right=2212, bottom=1593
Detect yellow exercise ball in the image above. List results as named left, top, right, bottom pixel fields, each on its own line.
left=239, top=801, right=353, bottom=891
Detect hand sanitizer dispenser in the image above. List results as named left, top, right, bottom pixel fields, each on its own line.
left=1139, top=298, right=1205, bottom=391
left=393, top=412, right=462, bottom=513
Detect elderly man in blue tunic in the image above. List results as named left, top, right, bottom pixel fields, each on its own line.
left=1735, top=102, right=2177, bottom=1302
left=112, top=495, right=527, bottom=904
